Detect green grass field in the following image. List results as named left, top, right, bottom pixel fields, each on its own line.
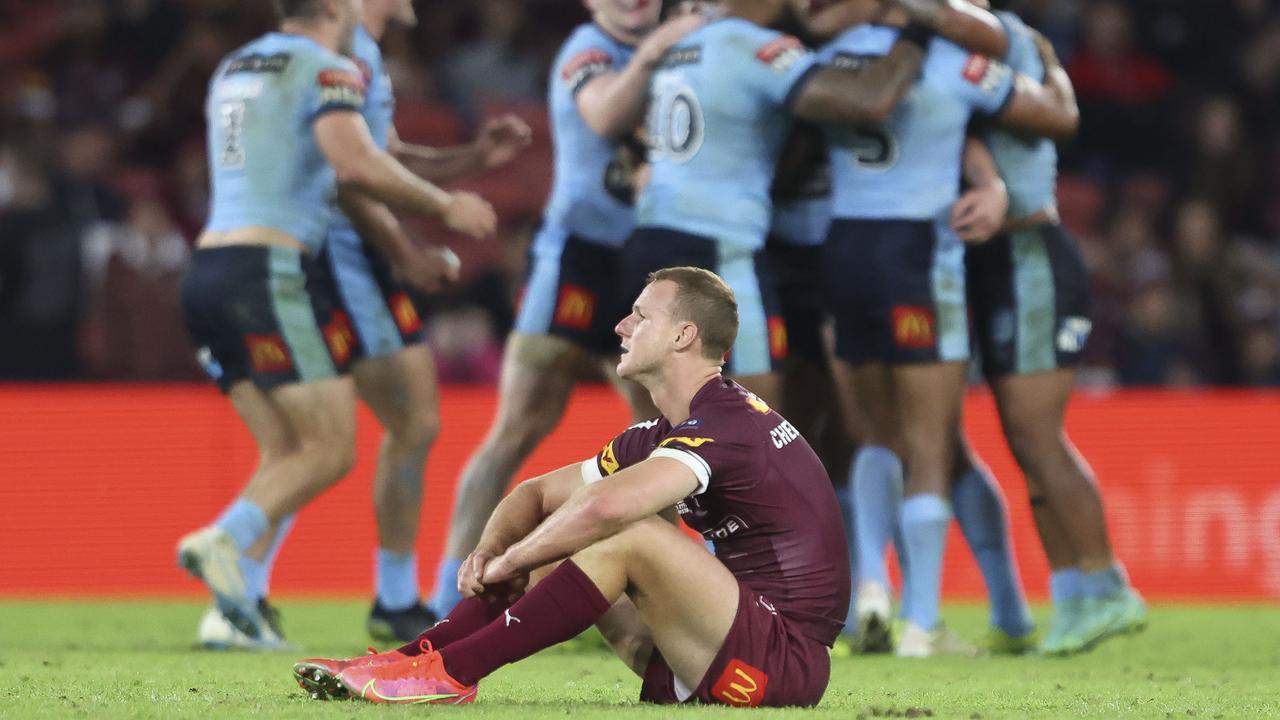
left=2, top=600, right=1278, bottom=719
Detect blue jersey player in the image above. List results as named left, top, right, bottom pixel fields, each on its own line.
left=192, top=0, right=530, bottom=650
left=623, top=0, right=960, bottom=409
left=177, top=0, right=497, bottom=649
left=962, top=4, right=1146, bottom=656
left=807, top=0, right=1080, bottom=657
left=425, top=1, right=708, bottom=619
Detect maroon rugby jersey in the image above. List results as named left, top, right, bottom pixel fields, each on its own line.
left=585, top=377, right=850, bottom=646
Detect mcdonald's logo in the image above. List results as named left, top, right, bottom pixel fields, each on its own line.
left=767, top=315, right=788, bottom=360
left=390, top=292, right=422, bottom=335
left=599, top=440, right=620, bottom=476
left=245, top=334, right=292, bottom=373
left=324, top=310, right=356, bottom=366
left=554, top=284, right=596, bottom=331
left=892, top=305, right=936, bottom=349
left=710, top=659, right=768, bottom=707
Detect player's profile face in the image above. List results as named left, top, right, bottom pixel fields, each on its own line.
left=615, top=280, right=677, bottom=379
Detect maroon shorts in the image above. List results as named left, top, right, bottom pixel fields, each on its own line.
left=639, top=583, right=831, bottom=708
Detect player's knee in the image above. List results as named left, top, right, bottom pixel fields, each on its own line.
left=1002, top=420, right=1062, bottom=476
left=388, top=405, right=441, bottom=456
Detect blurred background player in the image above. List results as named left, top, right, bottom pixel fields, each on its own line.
left=425, top=0, right=705, bottom=618
left=621, top=0, right=954, bottom=409
left=177, top=0, right=496, bottom=649
left=810, top=0, right=1076, bottom=656
left=964, top=1, right=1146, bottom=655
left=196, top=0, right=532, bottom=649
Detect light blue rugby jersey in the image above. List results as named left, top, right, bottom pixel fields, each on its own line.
left=981, top=11, right=1058, bottom=218
left=819, top=25, right=1015, bottom=221
left=329, top=24, right=394, bottom=238
left=637, top=18, right=820, bottom=251
left=537, top=23, right=638, bottom=250
left=204, top=32, right=365, bottom=253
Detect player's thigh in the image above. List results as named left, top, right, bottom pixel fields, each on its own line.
left=602, top=518, right=741, bottom=690
left=352, top=343, right=440, bottom=438
left=227, top=379, right=298, bottom=457
left=491, top=332, right=588, bottom=431
left=991, top=368, right=1075, bottom=453
left=833, top=359, right=899, bottom=450
left=268, top=376, right=357, bottom=448
left=730, top=371, right=781, bottom=409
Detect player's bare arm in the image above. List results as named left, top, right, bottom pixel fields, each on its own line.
left=889, top=0, right=1008, bottom=57
left=457, top=462, right=586, bottom=597
left=336, top=188, right=460, bottom=293
left=388, top=114, right=532, bottom=184
left=313, top=110, right=497, bottom=238
left=951, top=137, right=1008, bottom=243
left=791, top=33, right=928, bottom=126
left=1002, top=28, right=1078, bottom=140
left=576, top=13, right=706, bottom=139
left=482, top=456, right=700, bottom=584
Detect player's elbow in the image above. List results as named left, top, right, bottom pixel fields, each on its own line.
left=1051, top=107, right=1080, bottom=141
left=582, top=108, right=630, bottom=141
left=332, top=160, right=374, bottom=192
left=579, top=487, right=633, bottom=534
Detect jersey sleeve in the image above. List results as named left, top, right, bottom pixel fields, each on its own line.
left=302, top=53, right=366, bottom=122
left=581, top=418, right=666, bottom=483
left=555, top=29, right=619, bottom=98
left=738, top=30, right=821, bottom=108
left=935, top=39, right=1014, bottom=117
left=647, top=416, right=758, bottom=496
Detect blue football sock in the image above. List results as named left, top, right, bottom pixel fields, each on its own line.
left=851, top=446, right=904, bottom=588
left=1050, top=568, right=1084, bottom=605
left=213, top=498, right=269, bottom=553
left=1081, top=563, right=1127, bottom=599
left=257, top=514, right=295, bottom=599
left=834, top=485, right=859, bottom=628
left=952, top=468, right=1034, bottom=637
left=237, top=555, right=265, bottom=602
left=376, top=549, right=419, bottom=611
left=428, top=557, right=465, bottom=617
left=900, top=493, right=952, bottom=631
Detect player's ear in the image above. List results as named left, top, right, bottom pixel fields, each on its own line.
left=673, top=321, right=699, bottom=352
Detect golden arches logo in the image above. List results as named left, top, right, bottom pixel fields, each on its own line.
left=892, top=305, right=935, bottom=349
left=711, top=660, right=768, bottom=707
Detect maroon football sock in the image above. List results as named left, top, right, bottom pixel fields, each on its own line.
left=397, top=595, right=513, bottom=656
left=439, top=560, right=612, bottom=686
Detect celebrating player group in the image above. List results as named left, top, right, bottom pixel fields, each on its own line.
left=176, top=0, right=1147, bottom=709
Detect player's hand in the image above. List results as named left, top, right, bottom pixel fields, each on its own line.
left=458, top=548, right=495, bottom=599
left=636, top=12, right=708, bottom=67
left=478, top=553, right=530, bottom=603
left=397, top=245, right=461, bottom=294
left=476, top=114, right=532, bottom=170
left=442, top=191, right=497, bottom=240
left=951, top=180, right=1008, bottom=243
left=887, top=0, right=946, bottom=27
left=480, top=552, right=520, bottom=586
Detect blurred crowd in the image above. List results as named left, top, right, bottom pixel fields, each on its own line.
left=1, top=0, right=1278, bottom=385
